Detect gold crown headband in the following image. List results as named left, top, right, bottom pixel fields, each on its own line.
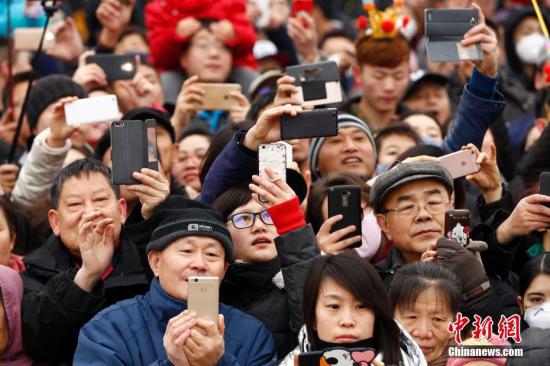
left=360, top=0, right=409, bottom=39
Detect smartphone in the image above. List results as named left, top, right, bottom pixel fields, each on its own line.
left=437, top=149, right=480, bottom=179
left=424, top=8, right=483, bottom=62
left=195, top=83, right=241, bottom=111
left=291, top=0, right=314, bottom=18
left=328, top=185, right=362, bottom=249
left=259, top=143, right=287, bottom=182
left=85, top=54, right=136, bottom=82
left=445, top=209, right=471, bottom=247
left=280, top=108, right=338, bottom=140
left=187, top=276, right=219, bottom=323
left=285, top=61, right=342, bottom=107
left=13, top=28, right=54, bottom=51
left=298, top=347, right=376, bottom=366
left=539, top=172, right=550, bottom=208
left=64, top=95, right=119, bottom=125
left=110, top=119, right=158, bottom=185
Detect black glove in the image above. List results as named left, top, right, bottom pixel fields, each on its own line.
left=436, top=237, right=492, bottom=312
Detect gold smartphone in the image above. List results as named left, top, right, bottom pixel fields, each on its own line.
left=195, top=83, right=241, bottom=111
left=187, top=276, right=219, bottom=322
left=13, top=28, right=54, bottom=51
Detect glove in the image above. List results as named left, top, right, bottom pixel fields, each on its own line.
left=436, top=237, right=492, bottom=312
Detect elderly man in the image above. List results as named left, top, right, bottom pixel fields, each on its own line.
left=74, top=196, right=277, bottom=365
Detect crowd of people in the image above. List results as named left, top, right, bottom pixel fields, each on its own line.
left=0, top=0, right=550, bottom=365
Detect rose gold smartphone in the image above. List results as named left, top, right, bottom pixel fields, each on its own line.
left=195, top=83, right=241, bottom=111
left=438, top=149, right=480, bottom=179
left=187, top=276, right=219, bottom=322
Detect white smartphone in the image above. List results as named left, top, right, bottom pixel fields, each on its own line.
left=437, top=149, right=480, bottom=179
left=187, top=276, right=219, bottom=322
left=259, top=143, right=287, bottom=182
left=13, top=28, right=54, bottom=51
left=64, top=95, right=119, bottom=125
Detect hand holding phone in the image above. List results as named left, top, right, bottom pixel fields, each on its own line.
left=85, top=54, right=136, bottom=82
left=437, top=149, right=480, bottom=179
left=187, top=276, right=219, bottom=322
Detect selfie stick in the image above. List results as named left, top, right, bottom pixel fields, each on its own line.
left=7, top=0, right=61, bottom=163
left=531, top=0, right=549, bottom=38
left=6, top=0, right=14, bottom=109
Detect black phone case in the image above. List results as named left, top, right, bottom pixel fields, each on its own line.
left=298, top=347, right=376, bottom=366
left=110, top=120, right=157, bottom=185
left=280, top=108, right=338, bottom=140
left=444, top=209, right=471, bottom=247
left=424, top=8, right=483, bottom=62
left=328, top=185, right=362, bottom=249
left=86, top=54, right=136, bottom=82
left=539, top=172, right=550, bottom=207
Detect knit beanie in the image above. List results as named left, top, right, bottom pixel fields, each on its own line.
left=26, top=74, right=87, bottom=131
left=308, top=113, right=376, bottom=180
left=147, top=196, right=234, bottom=262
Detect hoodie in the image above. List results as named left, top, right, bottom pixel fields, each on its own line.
left=0, top=265, right=32, bottom=366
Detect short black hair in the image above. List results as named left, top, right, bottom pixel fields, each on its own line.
left=374, top=122, right=421, bottom=156
left=318, top=29, right=354, bottom=49
left=519, top=252, right=550, bottom=297
left=211, top=182, right=252, bottom=221
left=51, top=158, right=119, bottom=209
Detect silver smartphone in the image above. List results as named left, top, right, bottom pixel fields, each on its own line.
left=187, top=276, right=219, bottom=322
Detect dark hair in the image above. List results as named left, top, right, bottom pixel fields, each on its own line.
left=303, top=253, right=408, bottom=363
left=247, top=90, right=276, bottom=121
left=355, top=33, right=410, bottom=68
left=395, top=145, right=466, bottom=209
left=1, top=71, right=36, bottom=108
left=319, top=29, right=354, bottom=50
left=519, top=252, right=550, bottom=297
left=178, top=126, right=212, bottom=143
left=400, top=110, right=445, bottom=138
left=374, top=123, right=421, bottom=156
left=0, top=195, right=18, bottom=239
left=51, top=158, right=119, bottom=209
left=389, top=261, right=462, bottom=316
left=199, top=120, right=255, bottom=184
left=118, top=25, right=149, bottom=46
left=94, top=129, right=111, bottom=163
left=307, top=173, right=369, bottom=233
left=211, top=182, right=252, bottom=221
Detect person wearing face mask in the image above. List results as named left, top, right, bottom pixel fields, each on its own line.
left=279, top=253, right=426, bottom=365
left=506, top=253, right=550, bottom=365
left=213, top=172, right=318, bottom=359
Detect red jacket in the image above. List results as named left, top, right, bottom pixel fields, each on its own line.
left=145, top=0, right=257, bottom=72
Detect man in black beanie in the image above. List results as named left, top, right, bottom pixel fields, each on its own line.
left=74, top=196, right=277, bottom=366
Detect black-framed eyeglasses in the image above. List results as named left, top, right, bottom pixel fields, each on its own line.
left=227, top=211, right=274, bottom=229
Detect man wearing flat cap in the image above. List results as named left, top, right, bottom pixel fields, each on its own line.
left=74, top=196, right=277, bottom=365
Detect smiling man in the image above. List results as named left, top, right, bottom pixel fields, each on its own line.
left=308, top=113, right=377, bottom=180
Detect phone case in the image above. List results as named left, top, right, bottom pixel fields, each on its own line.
left=298, top=347, right=377, bottom=366
left=285, top=61, right=342, bottom=106
left=437, top=149, right=480, bottom=179
left=328, top=185, right=362, bottom=249
left=187, top=276, right=219, bottom=322
left=424, top=8, right=483, bottom=62
left=86, top=54, right=136, bottom=81
left=195, top=83, right=242, bottom=111
left=110, top=120, right=158, bottom=185
left=280, top=108, right=338, bottom=140
left=64, top=95, right=119, bottom=125
left=445, top=209, right=471, bottom=247
left=259, top=143, right=287, bottom=182
left=291, top=0, right=314, bottom=18
left=539, top=172, right=550, bottom=208
left=13, top=28, right=54, bottom=51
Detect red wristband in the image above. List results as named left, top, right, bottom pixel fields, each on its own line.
left=267, top=196, right=306, bottom=235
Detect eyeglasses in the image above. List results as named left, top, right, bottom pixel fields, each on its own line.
left=227, top=211, right=273, bottom=229
left=383, top=200, right=449, bottom=216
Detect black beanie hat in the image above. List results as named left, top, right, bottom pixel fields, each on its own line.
left=147, top=196, right=234, bottom=262
left=122, top=107, right=176, bottom=143
left=26, top=74, right=87, bottom=131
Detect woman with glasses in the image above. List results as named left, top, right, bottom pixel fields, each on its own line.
left=212, top=168, right=319, bottom=359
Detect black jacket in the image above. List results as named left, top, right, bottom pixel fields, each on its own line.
left=220, top=225, right=320, bottom=359
left=20, top=231, right=153, bottom=364
left=507, top=328, right=550, bottom=365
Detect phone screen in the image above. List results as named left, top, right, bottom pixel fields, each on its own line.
left=147, top=125, right=157, bottom=163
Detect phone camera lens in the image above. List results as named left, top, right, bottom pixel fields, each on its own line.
left=114, top=121, right=124, bottom=127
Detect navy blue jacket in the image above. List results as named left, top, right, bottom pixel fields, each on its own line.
left=74, top=278, right=277, bottom=365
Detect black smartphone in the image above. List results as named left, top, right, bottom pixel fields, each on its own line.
left=328, top=185, right=362, bottom=249
left=85, top=54, right=136, bottom=82
left=424, top=8, right=483, bottom=62
left=110, top=119, right=158, bottom=185
left=539, top=172, right=550, bottom=208
left=280, top=108, right=338, bottom=140
left=298, top=347, right=376, bottom=366
left=444, top=209, right=471, bottom=247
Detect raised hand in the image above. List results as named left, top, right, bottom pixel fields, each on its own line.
left=45, top=17, right=84, bottom=62
left=126, top=168, right=170, bottom=219
left=461, top=3, right=498, bottom=78
left=249, top=167, right=296, bottom=208
left=47, top=96, right=80, bottom=148
left=316, top=215, right=362, bottom=255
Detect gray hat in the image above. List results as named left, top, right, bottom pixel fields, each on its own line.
left=370, top=162, right=454, bottom=214
left=308, top=113, right=376, bottom=180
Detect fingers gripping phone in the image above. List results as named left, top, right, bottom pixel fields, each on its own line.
left=437, top=149, right=480, bottom=179
left=445, top=209, right=471, bottom=247
left=85, top=54, right=136, bottom=82
left=187, top=276, right=219, bottom=322
left=110, top=119, right=158, bottom=185
left=328, top=185, right=362, bottom=249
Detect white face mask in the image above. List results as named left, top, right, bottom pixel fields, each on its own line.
left=515, top=33, right=547, bottom=65
left=524, top=301, right=550, bottom=329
